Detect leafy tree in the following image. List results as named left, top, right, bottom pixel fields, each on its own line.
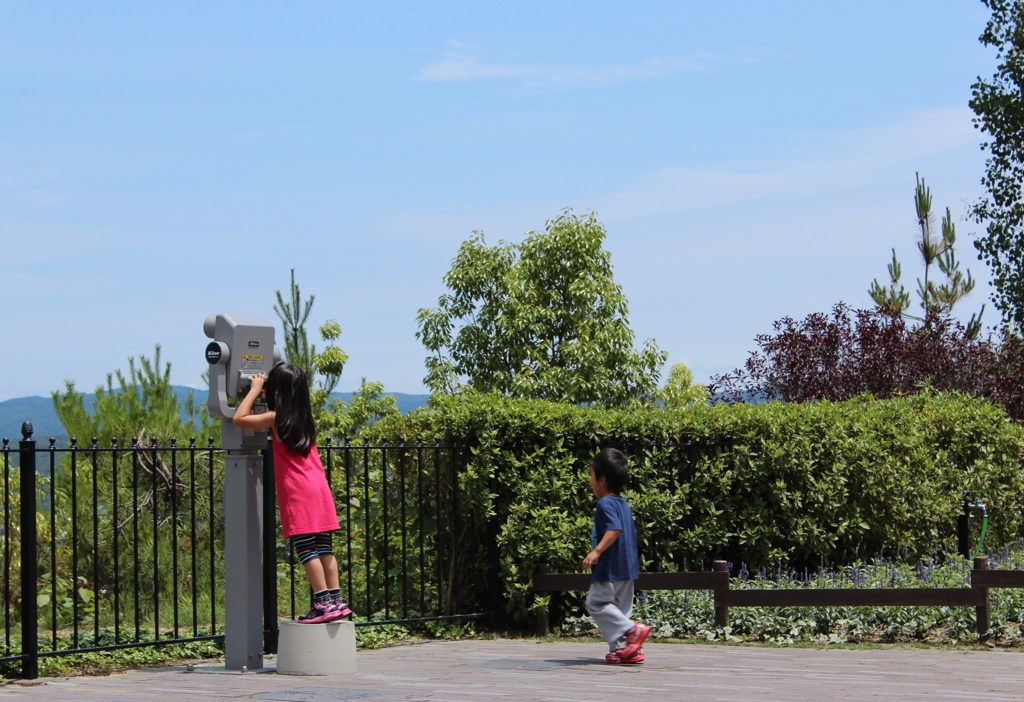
left=970, top=0, right=1024, bottom=331
left=416, top=209, right=667, bottom=407
left=317, top=378, right=399, bottom=440
left=657, top=362, right=709, bottom=410
left=869, top=173, right=983, bottom=336
left=709, top=303, right=1024, bottom=421
left=273, top=269, right=397, bottom=437
left=273, top=269, right=348, bottom=408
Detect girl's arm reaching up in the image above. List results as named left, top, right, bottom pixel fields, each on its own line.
left=232, top=373, right=276, bottom=430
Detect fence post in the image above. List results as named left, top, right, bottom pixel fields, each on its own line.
left=262, top=441, right=278, bottom=654
left=713, top=560, right=729, bottom=629
left=19, top=422, right=38, bottom=680
left=974, top=556, right=990, bottom=637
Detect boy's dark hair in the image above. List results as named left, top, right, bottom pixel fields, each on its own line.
left=591, top=447, right=629, bottom=494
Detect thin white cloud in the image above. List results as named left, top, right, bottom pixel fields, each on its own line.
left=419, top=54, right=542, bottom=82
left=17, top=188, right=69, bottom=204
left=0, top=170, right=61, bottom=189
left=417, top=49, right=734, bottom=91
left=597, top=106, right=982, bottom=220
left=229, top=123, right=316, bottom=142
left=0, top=170, right=69, bottom=203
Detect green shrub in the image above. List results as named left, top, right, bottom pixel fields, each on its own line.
left=373, top=391, right=1024, bottom=625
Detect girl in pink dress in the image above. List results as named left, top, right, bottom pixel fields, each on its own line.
left=234, top=362, right=352, bottom=624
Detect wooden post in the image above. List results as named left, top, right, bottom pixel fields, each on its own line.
left=535, top=564, right=550, bottom=637
left=713, top=560, right=730, bottom=628
left=974, top=556, right=990, bottom=638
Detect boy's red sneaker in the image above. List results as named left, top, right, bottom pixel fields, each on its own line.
left=619, top=622, right=651, bottom=658
left=605, top=647, right=645, bottom=664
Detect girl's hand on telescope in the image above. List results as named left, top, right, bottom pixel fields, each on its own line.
left=249, top=373, right=266, bottom=394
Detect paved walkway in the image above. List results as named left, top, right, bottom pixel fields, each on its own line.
left=2, top=639, right=1023, bottom=701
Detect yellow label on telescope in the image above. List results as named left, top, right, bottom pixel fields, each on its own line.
left=240, top=354, right=264, bottom=371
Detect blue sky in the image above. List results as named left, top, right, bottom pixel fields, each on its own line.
left=1, top=1, right=999, bottom=400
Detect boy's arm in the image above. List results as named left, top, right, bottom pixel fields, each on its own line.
left=583, top=529, right=621, bottom=569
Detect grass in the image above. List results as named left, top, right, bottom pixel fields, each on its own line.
left=0, top=616, right=483, bottom=680
left=0, top=638, right=224, bottom=680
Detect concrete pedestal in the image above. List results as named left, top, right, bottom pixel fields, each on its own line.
left=276, top=620, right=357, bottom=675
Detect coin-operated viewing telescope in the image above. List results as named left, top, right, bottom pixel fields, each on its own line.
left=203, top=313, right=281, bottom=451
left=202, top=312, right=281, bottom=672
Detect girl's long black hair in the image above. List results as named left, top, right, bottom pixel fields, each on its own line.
left=265, top=362, right=316, bottom=456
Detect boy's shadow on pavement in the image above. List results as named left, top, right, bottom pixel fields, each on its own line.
left=476, top=659, right=600, bottom=671
left=545, top=658, right=604, bottom=667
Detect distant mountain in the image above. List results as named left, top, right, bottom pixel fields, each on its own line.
left=0, top=395, right=64, bottom=443
left=0, top=388, right=431, bottom=444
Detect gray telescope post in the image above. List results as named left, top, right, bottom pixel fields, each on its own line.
left=223, top=450, right=263, bottom=670
left=204, top=313, right=281, bottom=671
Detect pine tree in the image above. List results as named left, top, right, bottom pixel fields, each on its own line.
left=869, top=174, right=983, bottom=337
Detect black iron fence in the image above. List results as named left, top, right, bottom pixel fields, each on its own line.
left=286, top=436, right=488, bottom=628
left=1, top=424, right=485, bottom=679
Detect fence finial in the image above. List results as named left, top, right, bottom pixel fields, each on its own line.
left=20, top=422, right=34, bottom=440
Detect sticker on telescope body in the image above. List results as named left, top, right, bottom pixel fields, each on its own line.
left=241, top=354, right=265, bottom=371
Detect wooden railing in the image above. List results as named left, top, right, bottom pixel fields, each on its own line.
left=534, top=557, right=1023, bottom=637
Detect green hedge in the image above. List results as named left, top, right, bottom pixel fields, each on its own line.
left=368, top=391, right=1024, bottom=622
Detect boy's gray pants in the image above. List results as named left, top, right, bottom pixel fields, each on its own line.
left=585, top=579, right=635, bottom=652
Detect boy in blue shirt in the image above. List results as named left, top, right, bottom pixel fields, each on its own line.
left=583, top=448, right=651, bottom=664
